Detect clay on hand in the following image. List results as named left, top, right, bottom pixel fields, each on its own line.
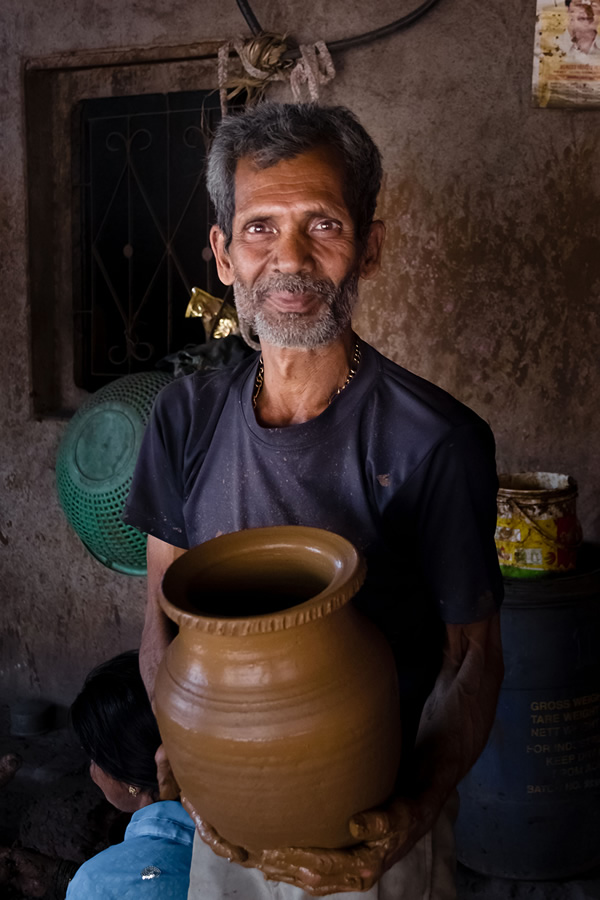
left=181, top=793, right=424, bottom=896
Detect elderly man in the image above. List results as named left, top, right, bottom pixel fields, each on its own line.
left=124, top=102, right=503, bottom=899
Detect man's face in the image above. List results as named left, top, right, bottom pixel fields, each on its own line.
left=568, top=3, right=597, bottom=42
left=211, top=147, right=371, bottom=349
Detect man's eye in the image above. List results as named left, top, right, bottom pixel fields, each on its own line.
left=246, top=223, right=271, bottom=234
left=314, top=220, right=340, bottom=232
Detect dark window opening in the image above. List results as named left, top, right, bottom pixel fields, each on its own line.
left=75, top=90, right=224, bottom=391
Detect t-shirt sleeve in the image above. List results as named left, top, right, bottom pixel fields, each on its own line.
left=404, top=421, right=503, bottom=624
left=122, top=384, right=189, bottom=549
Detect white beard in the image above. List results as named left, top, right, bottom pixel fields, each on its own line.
left=233, top=272, right=359, bottom=350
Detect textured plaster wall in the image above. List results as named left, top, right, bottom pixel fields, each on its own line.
left=0, top=0, right=598, bottom=704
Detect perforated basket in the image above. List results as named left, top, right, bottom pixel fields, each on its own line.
left=56, top=371, right=173, bottom=576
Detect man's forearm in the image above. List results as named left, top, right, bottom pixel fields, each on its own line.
left=139, top=599, right=175, bottom=703
left=411, top=613, right=504, bottom=812
left=345, top=612, right=504, bottom=867
left=142, top=535, right=187, bottom=703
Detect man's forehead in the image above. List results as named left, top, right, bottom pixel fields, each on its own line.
left=232, top=146, right=348, bottom=209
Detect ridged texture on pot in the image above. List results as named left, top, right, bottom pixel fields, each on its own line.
left=154, top=526, right=401, bottom=851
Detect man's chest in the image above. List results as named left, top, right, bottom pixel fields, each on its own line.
left=181, top=422, right=396, bottom=552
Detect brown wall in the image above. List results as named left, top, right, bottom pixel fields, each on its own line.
left=1, top=0, right=598, bottom=704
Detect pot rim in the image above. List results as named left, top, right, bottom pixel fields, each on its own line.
left=498, top=471, right=578, bottom=501
left=159, top=525, right=367, bottom=635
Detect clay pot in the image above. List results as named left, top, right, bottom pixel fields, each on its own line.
left=154, top=526, right=401, bottom=851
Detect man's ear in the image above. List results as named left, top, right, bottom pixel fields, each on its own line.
left=359, top=220, right=386, bottom=280
left=210, top=225, right=235, bottom=286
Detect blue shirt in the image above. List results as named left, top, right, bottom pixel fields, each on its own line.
left=66, top=801, right=194, bottom=899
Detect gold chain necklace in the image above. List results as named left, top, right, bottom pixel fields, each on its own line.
left=252, top=341, right=361, bottom=409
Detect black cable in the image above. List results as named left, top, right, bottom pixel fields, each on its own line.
left=234, top=0, right=443, bottom=55
left=329, top=0, right=442, bottom=53
left=235, top=0, right=263, bottom=35
left=34, top=0, right=443, bottom=74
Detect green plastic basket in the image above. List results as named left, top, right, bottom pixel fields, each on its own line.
left=56, top=371, right=173, bottom=576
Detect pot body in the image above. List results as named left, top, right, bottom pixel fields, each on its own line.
left=154, top=526, right=401, bottom=851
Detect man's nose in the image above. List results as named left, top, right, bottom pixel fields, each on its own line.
left=273, top=230, right=314, bottom=274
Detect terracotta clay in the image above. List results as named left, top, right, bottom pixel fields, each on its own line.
left=154, top=526, right=401, bottom=851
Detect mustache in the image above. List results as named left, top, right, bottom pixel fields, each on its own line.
left=251, top=273, right=338, bottom=301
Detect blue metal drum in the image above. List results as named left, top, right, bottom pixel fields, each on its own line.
left=455, top=545, right=600, bottom=879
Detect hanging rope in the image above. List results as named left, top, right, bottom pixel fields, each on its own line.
left=289, top=42, right=335, bottom=102
left=218, top=33, right=293, bottom=113
left=218, top=33, right=335, bottom=114
left=216, top=0, right=441, bottom=112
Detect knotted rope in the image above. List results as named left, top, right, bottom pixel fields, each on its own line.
left=289, top=41, right=335, bottom=102
left=218, top=33, right=336, bottom=114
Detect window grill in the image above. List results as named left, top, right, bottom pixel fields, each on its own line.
left=75, top=90, right=223, bottom=390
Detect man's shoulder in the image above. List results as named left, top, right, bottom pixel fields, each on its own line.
left=366, top=342, right=489, bottom=436
left=153, top=354, right=258, bottom=421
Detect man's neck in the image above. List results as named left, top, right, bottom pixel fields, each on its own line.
left=254, top=329, right=357, bottom=427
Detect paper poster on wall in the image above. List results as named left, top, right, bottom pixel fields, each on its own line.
left=532, top=0, right=600, bottom=106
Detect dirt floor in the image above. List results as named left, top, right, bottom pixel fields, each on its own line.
left=0, top=704, right=128, bottom=899
left=1, top=703, right=600, bottom=899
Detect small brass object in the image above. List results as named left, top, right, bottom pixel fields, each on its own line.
left=185, top=287, right=239, bottom=340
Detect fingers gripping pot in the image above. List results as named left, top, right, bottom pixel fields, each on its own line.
left=154, top=526, right=401, bottom=851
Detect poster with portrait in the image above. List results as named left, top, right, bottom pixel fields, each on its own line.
left=532, top=0, right=600, bottom=106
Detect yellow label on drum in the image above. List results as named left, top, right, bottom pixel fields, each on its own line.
left=496, top=473, right=580, bottom=576
left=495, top=514, right=576, bottom=573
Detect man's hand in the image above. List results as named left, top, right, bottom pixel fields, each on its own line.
left=181, top=793, right=431, bottom=896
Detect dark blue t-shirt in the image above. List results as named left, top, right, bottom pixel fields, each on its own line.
left=124, top=338, right=502, bottom=749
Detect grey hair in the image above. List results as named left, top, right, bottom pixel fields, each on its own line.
left=206, top=102, right=383, bottom=248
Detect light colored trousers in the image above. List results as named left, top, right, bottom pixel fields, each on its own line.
left=187, top=795, right=458, bottom=900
